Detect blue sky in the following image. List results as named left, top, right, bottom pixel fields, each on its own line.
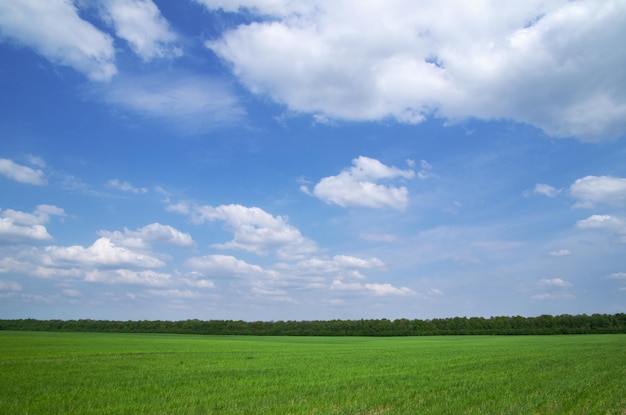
left=1, top=0, right=625, bottom=321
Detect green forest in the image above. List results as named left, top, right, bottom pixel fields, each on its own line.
left=2, top=313, right=625, bottom=336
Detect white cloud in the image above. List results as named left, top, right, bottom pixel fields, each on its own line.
left=186, top=254, right=266, bottom=277
left=203, top=0, right=626, bottom=141
left=333, top=255, right=384, bottom=269
left=144, top=289, right=200, bottom=298
left=0, top=205, right=64, bottom=243
left=0, top=0, right=116, bottom=81
left=307, top=156, right=415, bottom=210
left=534, top=183, right=559, bottom=198
left=549, top=249, right=571, bottom=256
left=570, top=176, right=626, bottom=208
left=531, top=277, right=574, bottom=300
left=100, top=0, right=180, bottom=61
left=609, top=272, right=626, bottom=279
left=0, top=158, right=46, bottom=185
left=189, top=203, right=317, bottom=259
left=99, top=223, right=194, bottom=248
left=364, top=283, right=415, bottom=296
left=44, top=237, right=165, bottom=268
left=576, top=214, right=626, bottom=242
left=331, top=279, right=416, bottom=297
left=85, top=269, right=171, bottom=286
left=283, top=255, right=385, bottom=282
left=107, top=179, right=147, bottom=194
left=538, top=278, right=572, bottom=288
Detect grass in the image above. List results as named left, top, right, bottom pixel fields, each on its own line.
left=0, top=331, right=624, bottom=414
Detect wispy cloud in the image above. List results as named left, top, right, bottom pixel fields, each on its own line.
left=534, top=183, right=559, bottom=198
left=107, top=179, right=148, bottom=194
left=99, top=73, right=245, bottom=132
left=549, top=249, right=571, bottom=256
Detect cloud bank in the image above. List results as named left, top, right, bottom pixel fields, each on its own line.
left=203, top=0, right=626, bottom=141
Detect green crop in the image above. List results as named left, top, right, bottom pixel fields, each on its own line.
left=1, top=332, right=624, bottom=414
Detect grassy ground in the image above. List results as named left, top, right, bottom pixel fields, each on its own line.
left=0, top=331, right=624, bottom=414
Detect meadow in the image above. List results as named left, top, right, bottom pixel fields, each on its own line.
left=0, top=331, right=624, bottom=414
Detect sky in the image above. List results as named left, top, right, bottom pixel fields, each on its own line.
left=1, top=0, right=625, bottom=322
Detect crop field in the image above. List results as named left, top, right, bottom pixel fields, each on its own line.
left=0, top=332, right=624, bottom=414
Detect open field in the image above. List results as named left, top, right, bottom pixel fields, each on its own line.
left=1, top=332, right=624, bottom=414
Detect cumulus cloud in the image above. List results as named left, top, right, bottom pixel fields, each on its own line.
left=44, top=237, right=165, bottom=268
left=202, top=0, right=626, bottom=141
left=99, top=223, right=194, bottom=249
left=0, top=0, right=116, bottom=81
left=100, top=0, right=180, bottom=61
left=570, top=176, right=626, bottom=208
left=186, top=203, right=317, bottom=259
left=0, top=205, right=64, bottom=243
left=305, top=156, right=415, bottom=210
left=0, top=158, right=46, bottom=185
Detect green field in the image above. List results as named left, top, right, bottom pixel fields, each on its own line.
left=0, top=332, right=624, bottom=414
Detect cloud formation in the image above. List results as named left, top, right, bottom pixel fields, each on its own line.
left=44, top=237, right=165, bottom=269
left=204, top=0, right=626, bottom=141
left=107, top=179, right=148, bottom=194
left=576, top=214, right=626, bottom=243
left=305, top=156, right=415, bottom=210
left=570, top=176, right=626, bottom=208
left=0, top=0, right=116, bottom=81
left=0, top=205, right=64, bottom=243
left=100, top=74, right=244, bottom=131
left=100, top=0, right=180, bottom=61
left=534, top=183, right=559, bottom=198
left=99, top=223, right=194, bottom=248
left=0, top=158, right=46, bottom=185
left=531, top=277, right=574, bottom=300
left=181, top=203, right=318, bottom=259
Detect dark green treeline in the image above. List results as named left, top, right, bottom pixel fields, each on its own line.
left=1, top=314, right=625, bottom=336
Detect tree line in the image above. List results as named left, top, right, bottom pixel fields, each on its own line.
left=1, top=313, right=625, bottom=336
